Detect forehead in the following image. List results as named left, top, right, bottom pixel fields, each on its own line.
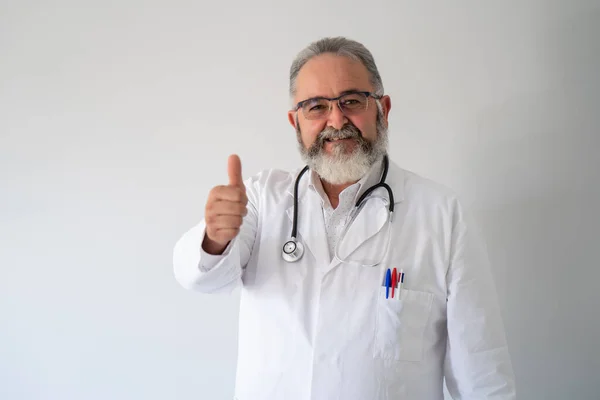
left=295, top=53, right=373, bottom=101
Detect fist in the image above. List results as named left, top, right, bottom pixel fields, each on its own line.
left=203, top=154, right=248, bottom=254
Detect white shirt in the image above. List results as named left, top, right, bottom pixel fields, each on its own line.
left=309, top=162, right=382, bottom=261
left=173, top=159, right=516, bottom=400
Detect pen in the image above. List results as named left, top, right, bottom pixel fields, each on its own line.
left=391, top=268, right=397, bottom=298
left=385, top=268, right=391, bottom=299
left=400, top=269, right=405, bottom=296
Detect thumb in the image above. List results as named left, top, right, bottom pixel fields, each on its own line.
left=227, top=154, right=244, bottom=188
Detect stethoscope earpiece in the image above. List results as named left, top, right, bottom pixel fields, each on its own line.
left=282, top=238, right=304, bottom=263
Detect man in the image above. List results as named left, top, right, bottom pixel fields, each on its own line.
left=173, top=37, right=516, bottom=400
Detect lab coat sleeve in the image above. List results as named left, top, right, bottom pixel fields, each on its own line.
left=443, top=199, right=516, bottom=399
left=172, top=176, right=259, bottom=294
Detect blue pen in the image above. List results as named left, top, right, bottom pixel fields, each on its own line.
left=385, top=268, right=391, bottom=299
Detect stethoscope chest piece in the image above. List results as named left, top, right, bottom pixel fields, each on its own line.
left=282, top=238, right=304, bottom=262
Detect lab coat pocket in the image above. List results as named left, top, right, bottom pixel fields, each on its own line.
left=374, top=288, right=433, bottom=362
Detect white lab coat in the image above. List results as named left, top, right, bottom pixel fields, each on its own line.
left=173, top=160, right=516, bottom=400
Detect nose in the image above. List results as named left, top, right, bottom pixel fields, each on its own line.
left=326, top=102, right=349, bottom=130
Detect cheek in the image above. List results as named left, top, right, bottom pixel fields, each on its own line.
left=353, top=118, right=378, bottom=140
left=300, top=121, right=326, bottom=146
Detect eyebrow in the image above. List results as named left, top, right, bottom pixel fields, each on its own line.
left=339, top=88, right=365, bottom=96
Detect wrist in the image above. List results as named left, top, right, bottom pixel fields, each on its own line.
left=202, top=235, right=228, bottom=255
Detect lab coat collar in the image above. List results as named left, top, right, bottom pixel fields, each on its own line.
left=285, top=156, right=405, bottom=271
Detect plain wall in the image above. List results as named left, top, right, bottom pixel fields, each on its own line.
left=1, top=1, right=599, bottom=399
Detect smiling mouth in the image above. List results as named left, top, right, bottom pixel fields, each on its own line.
left=325, top=137, right=354, bottom=142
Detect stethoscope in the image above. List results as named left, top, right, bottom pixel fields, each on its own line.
left=282, top=154, right=395, bottom=263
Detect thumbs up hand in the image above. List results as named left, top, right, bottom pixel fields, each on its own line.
left=203, top=154, right=249, bottom=255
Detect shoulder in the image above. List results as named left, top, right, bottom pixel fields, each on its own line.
left=389, top=161, right=470, bottom=229
left=389, top=161, right=459, bottom=206
left=405, top=170, right=458, bottom=203
left=244, top=167, right=303, bottom=198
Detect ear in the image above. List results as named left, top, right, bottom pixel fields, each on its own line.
left=288, top=110, right=297, bottom=129
left=381, top=95, right=392, bottom=123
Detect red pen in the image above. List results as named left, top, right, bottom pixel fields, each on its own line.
left=391, top=268, right=398, bottom=298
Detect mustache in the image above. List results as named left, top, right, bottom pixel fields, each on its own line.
left=307, top=123, right=370, bottom=157
left=318, top=124, right=363, bottom=142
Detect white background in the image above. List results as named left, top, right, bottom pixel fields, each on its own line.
left=2, top=1, right=599, bottom=399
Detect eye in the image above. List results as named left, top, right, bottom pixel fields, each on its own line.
left=340, top=93, right=368, bottom=109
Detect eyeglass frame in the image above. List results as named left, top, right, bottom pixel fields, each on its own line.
left=292, top=90, right=383, bottom=119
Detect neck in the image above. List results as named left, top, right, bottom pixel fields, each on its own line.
left=321, top=179, right=356, bottom=209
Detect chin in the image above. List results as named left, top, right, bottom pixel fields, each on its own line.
left=324, top=140, right=358, bottom=153
left=326, top=144, right=359, bottom=159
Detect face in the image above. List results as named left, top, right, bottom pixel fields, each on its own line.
left=288, top=53, right=391, bottom=185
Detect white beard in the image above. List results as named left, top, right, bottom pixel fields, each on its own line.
left=308, top=142, right=376, bottom=185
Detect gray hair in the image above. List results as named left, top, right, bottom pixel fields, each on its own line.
left=289, top=37, right=384, bottom=100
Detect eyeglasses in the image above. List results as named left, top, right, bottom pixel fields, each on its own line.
left=293, top=91, right=382, bottom=120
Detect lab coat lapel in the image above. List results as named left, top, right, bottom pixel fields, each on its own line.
left=285, top=179, right=330, bottom=265
left=333, top=195, right=389, bottom=260
left=325, top=163, right=406, bottom=274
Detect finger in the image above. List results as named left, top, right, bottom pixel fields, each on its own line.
left=227, top=154, right=244, bottom=188
left=211, top=227, right=240, bottom=242
left=210, top=215, right=244, bottom=229
left=212, top=186, right=247, bottom=203
left=210, top=201, right=248, bottom=217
